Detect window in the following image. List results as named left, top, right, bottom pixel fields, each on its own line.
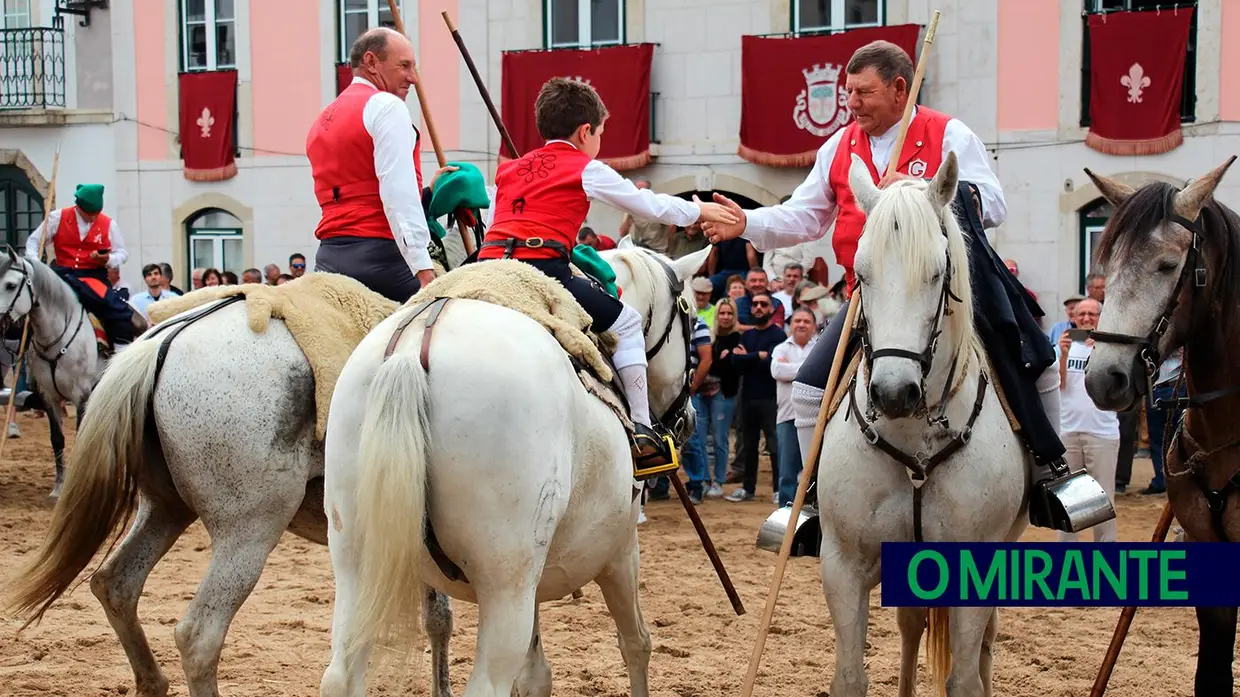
left=1079, top=197, right=1113, bottom=293
left=544, top=0, right=623, bottom=49
left=181, top=0, right=236, bottom=72
left=1, top=0, right=31, bottom=29
left=187, top=208, right=243, bottom=276
left=793, top=0, right=883, bottom=34
left=337, top=0, right=405, bottom=63
left=0, top=164, right=43, bottom=250
left=1080, top=0, right=1196, bottom=126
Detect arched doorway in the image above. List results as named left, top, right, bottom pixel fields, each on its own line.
left=1078, top=197, right=1112, bottom=294
left=0, top=164, right=45, bottom=250
left=186, top=208, right=244, bottom=275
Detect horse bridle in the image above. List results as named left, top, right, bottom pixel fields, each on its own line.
left=854, top=220, right=964, bottom=427
left=0, top=255, right=88, bottom=402
left=1088, top=212, right=1211, bottom=411
left=637, top=251, right=696, bottom=445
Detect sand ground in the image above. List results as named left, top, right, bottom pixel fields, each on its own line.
left=0, top=411, right=1203, bottom=697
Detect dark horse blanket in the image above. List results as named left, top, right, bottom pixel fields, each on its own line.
left=953, top=182, right=1066, bottom=465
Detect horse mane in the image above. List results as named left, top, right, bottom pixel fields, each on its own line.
left=863, top=180, right=979, bottom=362
left=606, top=247, right=669, bottom=321
left=0, top=252, right=79, bottom=316
left=1095, top=181, right=1240, bottom=334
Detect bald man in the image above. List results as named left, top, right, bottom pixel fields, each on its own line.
left=306, top=27, right=448, bottom=303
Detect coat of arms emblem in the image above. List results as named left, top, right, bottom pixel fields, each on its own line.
left=793, top=63, right=850, bottom=138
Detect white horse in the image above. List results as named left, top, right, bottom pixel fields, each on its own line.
left=4, top=285, right=456, bottom=697
left=813, top=153, right=1027, bottom=697
left=0, top=247, right=130, bottom=498
left=318, top=244, right=710, bottom=697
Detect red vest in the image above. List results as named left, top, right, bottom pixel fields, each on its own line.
left=307, top=80, right=424, bottom=241
left=478, top=142, right=592, bottom=261
left=827, top=107, right=951, bottom=293
left=52, top=207, right=111, bottom=270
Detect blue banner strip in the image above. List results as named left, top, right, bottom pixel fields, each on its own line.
left=879, top=542, right=1240, bottom=607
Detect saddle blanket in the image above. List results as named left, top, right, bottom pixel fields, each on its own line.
left=406, top=259, right=632, bottom=430
left=146, top=273, right=399, bottom=440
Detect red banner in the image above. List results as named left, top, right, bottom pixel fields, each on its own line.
left=738, top=25, right=922, bottom=167
left=500, top=43, right=655, bottom=171
left=1085, top=9, right=1193, bottom=155
left=178, top=70, right=238, bottom=181
left=336, top=63, right=352, bottom=96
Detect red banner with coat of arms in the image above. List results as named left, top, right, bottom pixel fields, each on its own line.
left=178, top=70, right=238, bottom=181
left=500, top=43, right=655, bottom=171
left=738, top=25, right=922, bottom=167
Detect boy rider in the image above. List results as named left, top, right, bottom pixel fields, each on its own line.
left=478, top=77, right=738, bottom=468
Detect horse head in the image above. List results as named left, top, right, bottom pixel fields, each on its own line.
left=0, top=245, right=36, bottom=325
left=1083, top=156, right=1240, bottom=411
left=602, top=244, right=711, bottom=443
left=848, top=150, right=975, bottom=419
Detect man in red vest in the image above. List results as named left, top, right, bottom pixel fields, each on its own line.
left=478, top=77, right=737, bottom=471
left=26, top=183, right=135, bottom=349
left=307, top=27, right=448, bottom=303
left=703, top=41, right=1091, bottom=531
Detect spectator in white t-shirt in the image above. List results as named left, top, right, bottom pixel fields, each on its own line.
left=1055, top=297, right=1118, bottom=542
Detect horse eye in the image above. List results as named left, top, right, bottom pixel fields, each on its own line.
left=1158, top=259, right=1179, bottom=272
left=3, top=282, right=14, bottom=291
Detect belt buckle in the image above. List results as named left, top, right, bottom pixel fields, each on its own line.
left=525, top=237, right=545, bottom=249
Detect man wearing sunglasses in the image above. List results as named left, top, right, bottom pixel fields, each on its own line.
left=725, top=291, right=787, bottom=502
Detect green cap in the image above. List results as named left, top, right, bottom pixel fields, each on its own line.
left=426, top=162, right=490, bottom=240
left=74, top=184, right=104, bottom=214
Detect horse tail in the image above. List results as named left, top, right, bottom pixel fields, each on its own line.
left=4, top=337, right=162, bottom=627
left=347, top=349, right=433, bottom=660
left=927, top=606, right=952, bottom=697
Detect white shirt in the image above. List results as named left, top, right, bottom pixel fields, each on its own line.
left=130, top=287, right=181, bottom=320
left=1060, top=340, right=1120, bottom=439
left=771, top=335, right=817, bottom=423
left=26, top=207, right=128, bottom=268
left=743, top=107, right=1006, bottom=254
left=355, top=76, right=433, bottom=275
left=546, top=140, right=701, bottom=228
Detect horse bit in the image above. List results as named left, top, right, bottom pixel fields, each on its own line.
left=1088, top=210, right=1240, bottom=541
left=845, top=221, right=990, bottom=542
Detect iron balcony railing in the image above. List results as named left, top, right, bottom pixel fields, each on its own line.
left=0, top=26, right=66, bottom=110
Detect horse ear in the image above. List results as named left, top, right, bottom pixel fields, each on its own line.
left=671, top=245, right=711, bottom=283
left=848, top=153, right=880, bottom=215
left=927, top=150, right=959, bottom=212
left=4, top=245, right=15, bottom=264
left=1082, top=167, right=1136, bottom=208
left=616, top=235, right=636, bottom=250
left=1174, top=155, right=1238, bottom=221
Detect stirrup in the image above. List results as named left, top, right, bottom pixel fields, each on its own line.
left=631, top=424, right=679, bottom=481
left=1028, top=458, right=1116, bottom=533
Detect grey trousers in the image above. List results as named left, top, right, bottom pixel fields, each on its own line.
left=314, top=236, right=423, bottom=303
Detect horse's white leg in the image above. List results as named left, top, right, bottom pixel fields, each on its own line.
left=511, top=603, right=552, bottom=697
left=896, top=606, right=927, bottom=697
left=319, top=501, right=371, bottom=697
left=464, top=585, right=539, bottom=697
left=90, top=494, right=194, bottom=697
left=594, top=536, right=652, bottom=697
left=425, top=586, right=456, bottom=697
left=944, top=606, right=992, bottom=697
left=820, top=540, right=876, bottom=697
left=979, top=609, right=999, bottom=697
left=173, top=520, right=292, bottom=697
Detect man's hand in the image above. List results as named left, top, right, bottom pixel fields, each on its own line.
left=701, top=192, right=747, bottom=244
left=430, top=165, right=460, bottom=190
left=878, top=171, right=918, bottom=189
left=1058, top=331, right=1072, bottom=355
left=89, top=250, right=110, bottom=264
left=758, top=351, right=769, bottom=360
left=692, top=194, right=739, bottom=227
left=417, top=269, right=437, bottom=287
left=732, top=344, right=748, bottom=356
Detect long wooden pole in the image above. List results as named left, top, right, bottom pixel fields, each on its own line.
left=1088, top=500, right=1175, bottom=697
left=738, top=12, right=940, bottom=697
left=384, top=0, right=475, bottom=257
left=0, top=142, right=60, bottom=463
left=441, top=11, right=520, bottom=159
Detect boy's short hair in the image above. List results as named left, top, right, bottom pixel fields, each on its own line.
left=141, top=263, right=162, bottom=277
left=535, top=77, right=609, bottom=141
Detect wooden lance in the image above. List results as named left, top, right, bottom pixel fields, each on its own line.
left=737, top=10, right=941, bottom=697
left=443, top=11, right=745, bottom=615
left=0, top=141, right=60, bottom=463
left=384, top=0, right=475, bottom=257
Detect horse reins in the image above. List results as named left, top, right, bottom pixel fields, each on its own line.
left=846, top=219, right=990, bottom=542
left=1, top=258, right=88, bottom=403
left=1089, top=209, right=1240, bottom=541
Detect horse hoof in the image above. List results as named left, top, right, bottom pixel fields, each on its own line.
left=49, top=485, right=62, bottom=501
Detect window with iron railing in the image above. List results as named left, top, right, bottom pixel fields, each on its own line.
left=0, top=20, right=65, bottom=110
left=1080, top=0, right=1197, bottom=126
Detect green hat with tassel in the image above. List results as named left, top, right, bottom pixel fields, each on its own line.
left=426, top=162, right=490, bottom=240
left=74, top=184, right=104, bottom=214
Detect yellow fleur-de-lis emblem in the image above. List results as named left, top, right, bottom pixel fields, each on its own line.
left=197, top=107, right=215, bottom=138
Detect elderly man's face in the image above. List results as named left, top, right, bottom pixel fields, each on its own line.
left=1074, top=299, right=1102, bottom=331
left=1087, top=276, right=1105, bottom=302
left=694, top=289, right=711, bottom=309
left=265, top=265, right=280, bottom=283
left=1065, top=299, right=1080, bottom=320
left=745, top=272, right=767, bottom=295
left=192, top=268, right=204, bottom=289
left=242, top=270, right=261, bottom=284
